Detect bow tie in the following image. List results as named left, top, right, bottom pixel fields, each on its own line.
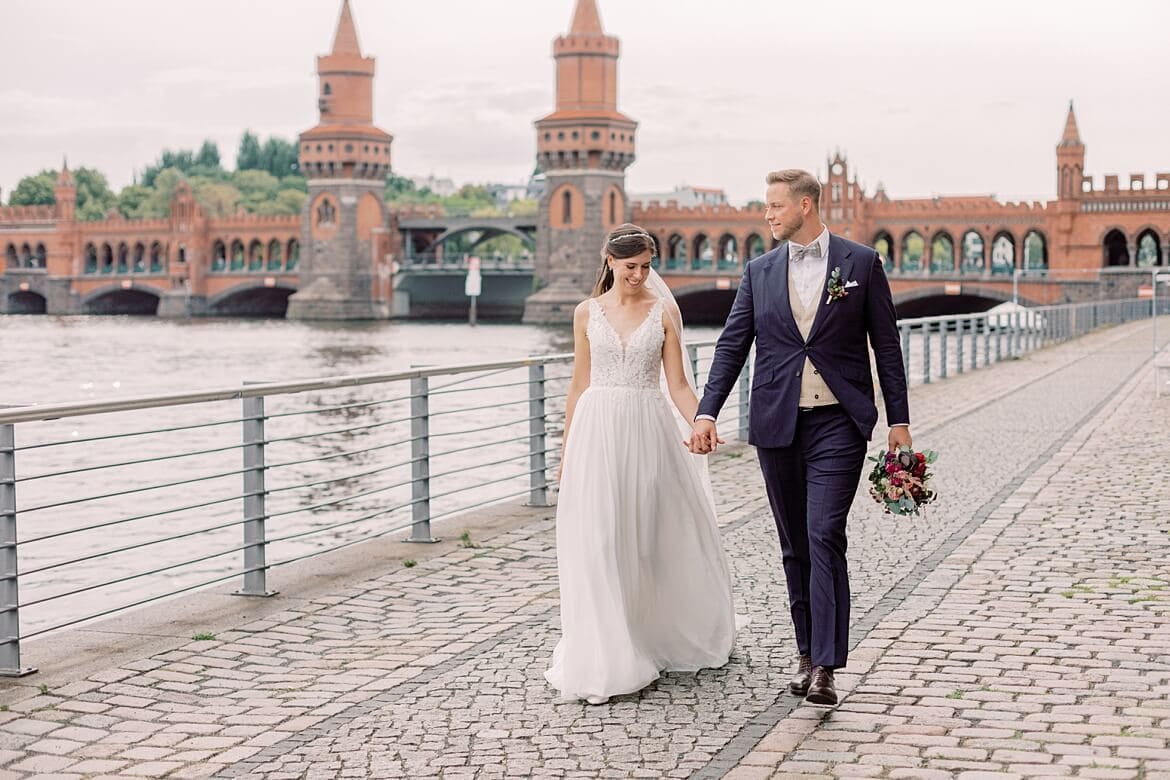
left=790, top=242, right=823, bottom=262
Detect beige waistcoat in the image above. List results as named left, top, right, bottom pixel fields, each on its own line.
left=788, top=271, right=839, bottom=408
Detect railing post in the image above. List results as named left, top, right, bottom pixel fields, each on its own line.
left=940, top=319, right=949, bottom=380
left=688, top=344, right=700, bottom=387
left=982, top=315, right=990, bottom=367
left=527, top=364, right=549, bottom=507
left=237, top=391, right=276, bottom=597
left=1012, top=310, right=1022, bottom=356
left=956, top=318, right=965, bottom=375
left=408, top=376, right=436, bottom=542
left=922, top=323, right=932, bottom=384
left=995, top=316, right=1003, bottom=363
left=900, top=324, right=911, bottom=386
left=737, top=364, right=751, bottom=442
left=0, top=420, right=35, bottom=676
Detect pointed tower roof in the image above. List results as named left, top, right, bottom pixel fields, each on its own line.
left=569, top=0, right=604, bottom=35
left=57, top=156, right=74, bottom=188
left=331, top=0, right=362, bottom=57
left=1060, top=100, right=1083, bottom=147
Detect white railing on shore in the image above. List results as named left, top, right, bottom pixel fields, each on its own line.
left=0, top=297, right=1158, bottom=676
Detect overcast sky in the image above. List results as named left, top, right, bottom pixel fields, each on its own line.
left=2, top=0, right=1167, bottom=206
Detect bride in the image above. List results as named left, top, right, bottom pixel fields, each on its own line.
left=544, top=223, right=738, bottom=705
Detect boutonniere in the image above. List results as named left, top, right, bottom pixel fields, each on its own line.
left=826, top=266, right=849, bottom=305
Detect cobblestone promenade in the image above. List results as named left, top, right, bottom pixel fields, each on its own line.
left=1, top=320, right=1167, bottom=779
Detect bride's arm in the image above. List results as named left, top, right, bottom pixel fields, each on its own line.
left=559, top=300, right=592, bottom=480
left=662, top=308, right=699, bottom=423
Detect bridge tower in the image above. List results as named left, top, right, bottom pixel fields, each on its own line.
left=1052, top=101, right=1086, bottom=263
left=287, top=0, right=395, bottom=320
left=522, top=0, right=637, bottom=324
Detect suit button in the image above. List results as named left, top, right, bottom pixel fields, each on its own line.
left=814, top=393, right=820, bottom=399
left=796, top=371, right=802, bottom=377
left=813, top=369, right=820, bottom=375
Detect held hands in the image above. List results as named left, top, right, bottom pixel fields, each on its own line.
left=888, top=425, right=913, bottom=454
left=685, top=419, right=725, bottom=455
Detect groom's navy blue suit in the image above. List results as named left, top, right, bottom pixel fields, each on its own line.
left=697, top=233, right=909, bottom=669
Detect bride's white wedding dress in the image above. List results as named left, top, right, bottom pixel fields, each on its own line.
left=545, top=296, right=737, bottom=702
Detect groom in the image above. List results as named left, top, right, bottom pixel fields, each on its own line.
left=691, top=169, right=911, bottom=706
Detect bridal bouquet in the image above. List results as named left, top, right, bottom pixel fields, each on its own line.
left=867, top=448, right=938, bottom=516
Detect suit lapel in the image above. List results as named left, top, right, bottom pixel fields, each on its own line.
left=765, top=246, right=802, bottom=341
left=806, top=235, right=854, bottom=343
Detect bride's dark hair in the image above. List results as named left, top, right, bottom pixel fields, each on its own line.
left=592, top=223, right=657, bottom=297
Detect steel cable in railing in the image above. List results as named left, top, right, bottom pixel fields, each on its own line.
left=19, top=513, right=252, bottom=577
left=429, top=376, right=540, bottom=397
left=16, top=415, right=249, bottom=451
left=18, top=564, right=266, bottom=641
left=427, top=413, right=544, bottom=439
left=429, top=433, right=534, bottom=461
left=262, top=455, right=420, bottom=498
left=262, top=434, right=423, bottom=472
left=17, top=464, right=252, bottom=515
left=262, top=471, right=420, bottom=521
left=262, top=392, right=415, bottom=420
left=17, top=541, right=250, bottom=610
left=18, top=490, right=254, bottom=546
left=258, top=413, right=415, bottom=446
left=20, top=439, right=251, bottom=482
left=428, top=396, right=530, bottom=418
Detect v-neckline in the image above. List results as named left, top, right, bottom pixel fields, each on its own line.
left=593, top=297, right=660, bottom=351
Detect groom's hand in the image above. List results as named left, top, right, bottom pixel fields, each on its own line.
left=888, top=426, right=913, bottom=453
left=688, top=419, right=723, bottom=454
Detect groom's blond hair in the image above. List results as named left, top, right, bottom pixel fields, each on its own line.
left=766, top=169, right=821, bottom=209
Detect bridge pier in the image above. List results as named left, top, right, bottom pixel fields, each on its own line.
left=157, top=291, right=207, bottom=319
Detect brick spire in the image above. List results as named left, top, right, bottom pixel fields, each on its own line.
left=1060, top=100, right=1083, bottom=147
left=569, top=0, right=604, bottom=35
left=331, top=0, right=362, bottom=57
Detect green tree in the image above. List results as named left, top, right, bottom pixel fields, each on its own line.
left=131, top=167, right=187, bottom=219
left=236, top=131, right=263, bottom=171
left=507, top=198, right=538, bottom=217
left=74, top=167, right=117, bottom=221
left=8, top=171, right=56, bottom=206
left=261, top=137, right=299, bottom=177
left=251, top=189, right=306, bottom=216
left=191, top=180, right=242, bottom=218
left=195, top=139, right=221, bottom=169
left=232, top=169, right=280, bottom=212
left=117, top=184, right=153, bottom=218
left=279, top=174, right=308, bottom=193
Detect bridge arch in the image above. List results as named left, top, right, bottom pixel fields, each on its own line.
left=422, top=225, right=536, bottom=255
left=891, top=284, right=1042, bottom=318
left=1135, top=227, right=1163, bottom=266
left=669, top=280, right=741, bottom=325
left=206, top=282, right=297, bottom=317
left=6, top=290, right=47, bottom=314
left=1101, top=227, right=1129, bottom=267
left=929, top=231, right=955, bottom=275
left=872, top=231, right=895, bottom=272
left=82, top=283, right=165, bottom=315
left=900, top=230, right=924, bottom=273
left=990, top=231, right=1016, bottom=275
left=1023, top=230, right=1048, bottom=270
left=960, top=230, right=985, bottom=273
left=4, top=243, right=17, bottom=269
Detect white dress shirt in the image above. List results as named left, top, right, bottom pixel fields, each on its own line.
left=787, top=227, right=831, bottom=310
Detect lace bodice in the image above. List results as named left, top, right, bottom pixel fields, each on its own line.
left=586, top=297, right=665, bottom=390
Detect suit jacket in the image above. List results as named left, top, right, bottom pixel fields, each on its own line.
left=697, top=233, right=909, bottom=448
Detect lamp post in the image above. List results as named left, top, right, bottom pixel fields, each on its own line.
left=1153, top=268, right=1170, bottom=395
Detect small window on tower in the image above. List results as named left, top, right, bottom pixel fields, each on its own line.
left=562, top=190, right=572, bottom=225
left=609, top=192, right=616, bottom=224
left=591, top=131, right=601, bottom=141
left=323, top=83, right=332, bottom=96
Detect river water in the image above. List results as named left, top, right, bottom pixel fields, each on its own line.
left=3, top=312, right=985, bottom=637
left=3, top=315, right=729, bottom=636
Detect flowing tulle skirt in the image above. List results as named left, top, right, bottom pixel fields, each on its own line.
left=545, top=386, right=736, bottom=701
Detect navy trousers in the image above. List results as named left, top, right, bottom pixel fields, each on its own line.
left=756, top=404, right=867, bottom=670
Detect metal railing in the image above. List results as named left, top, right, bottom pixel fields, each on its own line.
left=0, top=297, right=1157, bottom=675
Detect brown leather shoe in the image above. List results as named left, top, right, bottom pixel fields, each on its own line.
left=805, top=666, right=837, bottom=706
left=788, top=654, right=813, bottom=696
